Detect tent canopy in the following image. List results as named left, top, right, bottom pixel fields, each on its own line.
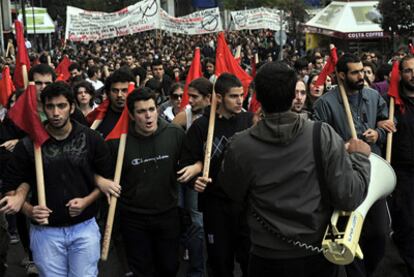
left=17, top=7, right=55, bottom=34
left=305, top=1, right=385, bottom=40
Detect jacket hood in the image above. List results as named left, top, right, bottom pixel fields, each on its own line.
left=250, top=111, right=305, bottom=144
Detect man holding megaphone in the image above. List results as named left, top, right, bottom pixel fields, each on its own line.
left=214, top=61, right=372, bottom=277
left=314, top=53, right=392, bottom=277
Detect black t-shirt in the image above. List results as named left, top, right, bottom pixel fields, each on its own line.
left=2, top=121, right=112, bottom=226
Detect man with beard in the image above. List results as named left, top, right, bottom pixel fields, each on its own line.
left=387, top=55, right=414, bottom=276
left=291, top=79, right=310, bottom=119
left=93, top=68, right=135, bottom=138
left=0, top=64, right=88, bottom=275
left=314, top=53, right=389, bottom=277
left=216, top=61, right=370, bottom=277
left=0, top=82, right=115, bottom=276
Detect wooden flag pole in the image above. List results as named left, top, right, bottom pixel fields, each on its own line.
left=34, top=145, right=48, bottom=225
left=202, top=89, right=217, bottom=178
left=5, top=41, right=12, bottom=57
left=337, top=73, right=357, bottom=139
left=235, top=45, right=242, bottom=60
left=385, top=97, right=395, bottom=162
left=22, top=65, right=29, bottom=89
left=101, top=132, right=127, bottom=261
left=101, top=81, right=134, bottom=261
left=90, top=120, right=102, bottom=130
left=30, top=81, right=48, bottom=225
left=47, top=55, right=52, bottom=67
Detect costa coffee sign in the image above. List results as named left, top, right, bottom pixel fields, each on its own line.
left=346, top=31, right=385, bottom=39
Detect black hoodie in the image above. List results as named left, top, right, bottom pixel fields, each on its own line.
left=107, top=118, right=185, bottom=215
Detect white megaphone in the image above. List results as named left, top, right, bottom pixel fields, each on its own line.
left=322, top=153, right=396, bottom=265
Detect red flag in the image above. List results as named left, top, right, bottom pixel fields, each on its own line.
left=0, top=66, right=15, bottom=106
left=8, top=84, right=49, bottom=146
left=13, top=20, right=31, bottom=89
left=55, top=56, right=72, bottom=82
left=180, top=48, right=203, bottom=110
left=409, top=44, right=414, bottom=55
left=105, top=83, right=135, bottom=141
left=86, top=98, right=110, bottom=125
left=388, top=61, right=404, bottom=112
left=248, top=92, right=261, bottom=113
left=215, top=32, right=252, bottom=98
left=315, top=47, right=338, bottom=87
left=250, top=56, right=257, bottom=78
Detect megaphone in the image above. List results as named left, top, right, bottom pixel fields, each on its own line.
left=321, top=153, right=396, bottom=265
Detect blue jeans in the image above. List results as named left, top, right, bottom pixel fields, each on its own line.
left=179, top=185, right=205, bottom=277
left=30, top=218, right=101, bottom=277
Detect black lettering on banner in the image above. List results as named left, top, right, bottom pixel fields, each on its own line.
left=201, top=14, right=218, bottom=32
left=141, top=0, right=158, bottom=19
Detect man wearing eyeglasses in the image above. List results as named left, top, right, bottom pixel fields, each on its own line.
left=314, top=53, right=391, bottom=277
left=387, top=55, right=414, bottom=276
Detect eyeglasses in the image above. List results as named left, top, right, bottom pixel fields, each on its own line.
left=34, top=81, right=52, bottom=86
left=171, top=94, right=183, bottom=100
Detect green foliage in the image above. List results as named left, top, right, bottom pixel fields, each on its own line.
left=378, top=0, right=414, bottom=36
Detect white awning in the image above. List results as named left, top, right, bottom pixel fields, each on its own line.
left=304, top=1, right=385, bottom=40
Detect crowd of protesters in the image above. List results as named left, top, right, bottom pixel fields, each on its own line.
left=0, top=27, right=413, bottom=277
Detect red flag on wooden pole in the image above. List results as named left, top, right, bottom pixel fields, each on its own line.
left=388, top=61, right=404, bottom=112
left=215, top=32, right=252, bottom=98
left=315, top=46, right=338, bottom=87
left=13, top=20, right=31, bottom=89
left=8, top=83, right=49, bottom=146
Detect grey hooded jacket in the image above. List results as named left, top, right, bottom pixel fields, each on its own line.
left=217, top=112, right=370, bottom=259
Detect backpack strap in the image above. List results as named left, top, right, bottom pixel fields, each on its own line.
left=313, top=121, right=330, bottom=205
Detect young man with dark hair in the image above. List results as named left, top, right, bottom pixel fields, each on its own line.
left=68, top=63, right=83, bottom=80
left=107, top=87, right=185, bottom=276
left=215, top=61, right=370, bottom=277
left=151, top=59, right=173, bottom=97
left=95, top=68, right=135, bottom=138
left=0, top=81, right=115, bottom=276
left=0, top=64, right=87, bottom=274
left=173, top=77, right=212, bottom=130
left=314, top=53, right=390, bottom=277
left=181, top=73, right=253, bottom=276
